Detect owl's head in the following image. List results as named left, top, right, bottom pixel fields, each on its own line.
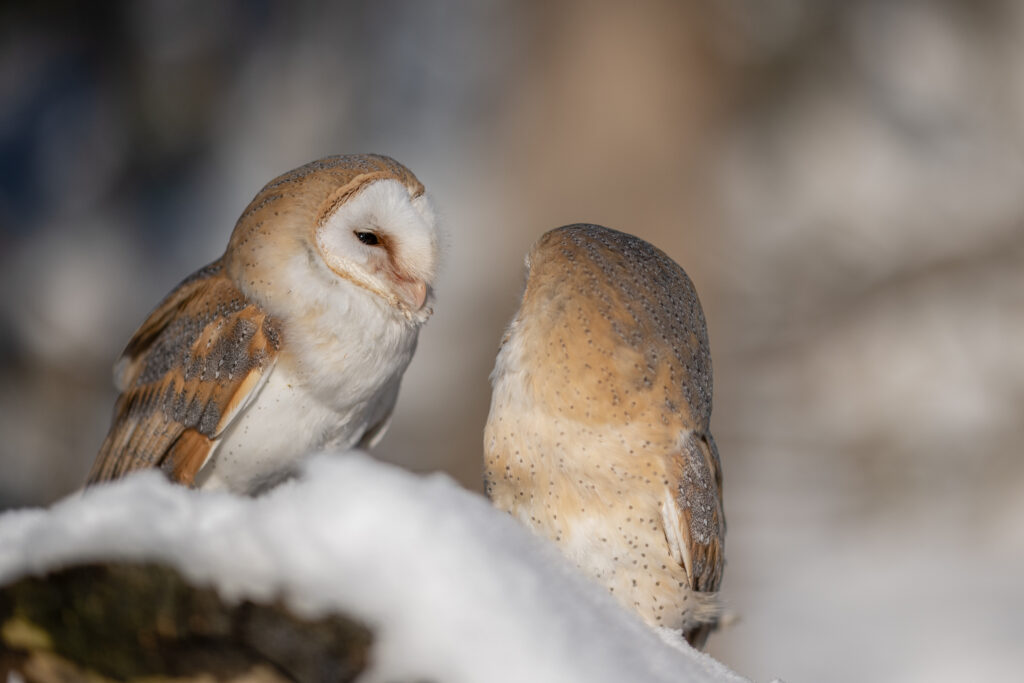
left=227, top=154, right=440, bottom=324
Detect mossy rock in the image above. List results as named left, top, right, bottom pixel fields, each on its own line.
left=0, top=562, right=372, bottom=683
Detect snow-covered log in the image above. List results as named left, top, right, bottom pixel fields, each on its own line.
left=0, top=454, right=748, bottom=683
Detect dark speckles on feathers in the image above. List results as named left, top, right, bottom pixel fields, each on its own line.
left=198, top=399, right=221, bottom=436
left=533, top=224, right=713, bottom=427
left=89, top=265, right=281, bottom=484
left=239, top=193, right=283, bottom=221
left=140, top=296, right=248, bottom=385
left=262, top=318, right=282, bottom=350
left=679, top=434, right=716, bottom=546
left=486, top=223, right=724, bottom=640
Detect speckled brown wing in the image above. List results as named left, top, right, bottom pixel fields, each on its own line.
left=668, top=430, right=725, bottom=646
left=670, top=431, right=724, bottom=589
left=87, top=261, right=281, bottom=486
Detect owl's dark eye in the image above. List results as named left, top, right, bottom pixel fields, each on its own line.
left=355, top=231, right=380, bottom=246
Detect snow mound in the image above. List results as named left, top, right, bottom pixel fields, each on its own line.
left=0, top=452, right=746, bottom=683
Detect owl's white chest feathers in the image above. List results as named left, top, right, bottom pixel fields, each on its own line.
left=197, top=264, right=420, bottom=494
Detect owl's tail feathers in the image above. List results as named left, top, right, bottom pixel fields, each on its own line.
left=682, top=590, right=722, bottom=649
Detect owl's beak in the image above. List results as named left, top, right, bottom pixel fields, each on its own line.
left=397, top=279, right=429, bottom=312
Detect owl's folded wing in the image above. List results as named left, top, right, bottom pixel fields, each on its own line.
left=662, top=430, right=725, bottom=594
left=87, top=261, right=281, bottom=486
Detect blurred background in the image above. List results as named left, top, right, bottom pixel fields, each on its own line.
left=2, top=0, right=1022, bottom=680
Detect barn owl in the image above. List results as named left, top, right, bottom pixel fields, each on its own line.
left=87, top=154, right=440, bottom=494
left=484, top=224, right=724, bottom=647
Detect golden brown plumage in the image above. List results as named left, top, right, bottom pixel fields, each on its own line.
left=484, top=224, right=724, bottom=647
